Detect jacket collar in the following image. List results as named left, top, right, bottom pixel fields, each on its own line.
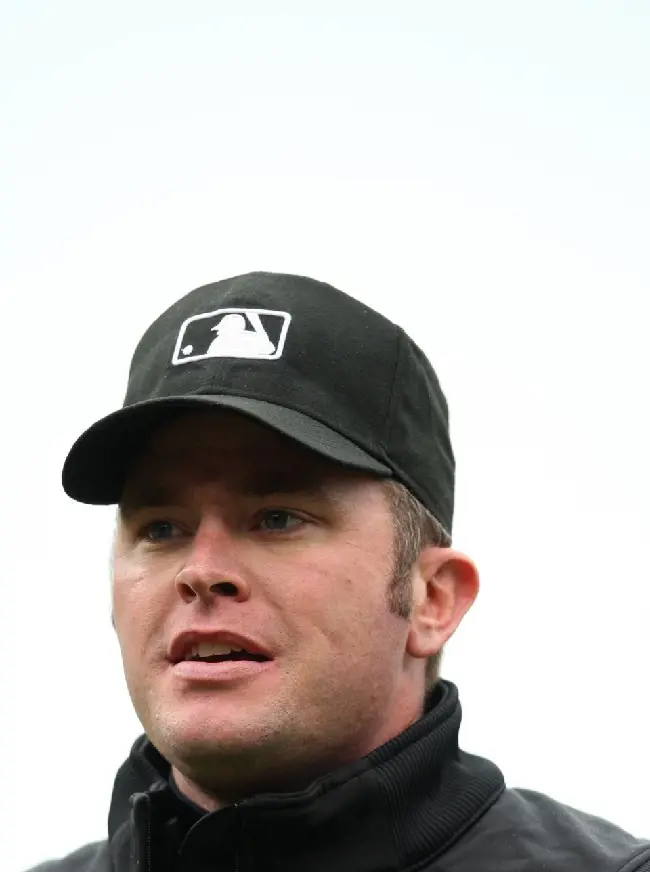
left=108, top=680, right=505, bottom=872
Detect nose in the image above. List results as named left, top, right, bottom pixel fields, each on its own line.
left=174, top=519, right=251, bottom=605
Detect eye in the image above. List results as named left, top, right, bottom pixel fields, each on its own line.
left=141, top=520, right=182, bottom=542
left=257, top=509, right=303, bottom=532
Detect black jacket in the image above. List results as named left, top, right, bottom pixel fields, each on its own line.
left=30, top=680, right=650, bottom=872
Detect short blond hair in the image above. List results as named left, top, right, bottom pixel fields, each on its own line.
left=384, top=480, right=452, bottom=692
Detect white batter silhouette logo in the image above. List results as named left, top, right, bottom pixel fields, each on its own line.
left=171, top=307, right=291, bottom=365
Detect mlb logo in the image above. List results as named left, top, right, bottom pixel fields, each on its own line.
left=171, top=308, right=292, bottom=365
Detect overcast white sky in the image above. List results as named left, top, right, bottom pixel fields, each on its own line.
left=2, top=3, right=649, bottom=870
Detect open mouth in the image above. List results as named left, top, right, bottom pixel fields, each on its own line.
left=186, top=651, right=270, bottom=663
left=169, top=635, right=274, bottom=668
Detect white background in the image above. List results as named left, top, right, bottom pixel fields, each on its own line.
left=1, top=3, right=648, bottom=869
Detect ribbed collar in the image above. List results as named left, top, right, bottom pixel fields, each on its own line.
left=108, top=680, right=505, bottom=872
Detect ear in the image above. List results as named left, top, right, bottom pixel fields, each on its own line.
left=405, top=547, right=480, bottom=660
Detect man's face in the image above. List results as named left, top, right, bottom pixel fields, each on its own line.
left=112, top=409, right=420, bottom=799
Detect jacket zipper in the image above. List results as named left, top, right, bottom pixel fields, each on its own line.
left=233, top=801, right=240, bottom=872
left=132, top=790, right=242, bottom=871
left=130, top=792, right=152, bottom=872
left=147, top=808, right=152, bottom=872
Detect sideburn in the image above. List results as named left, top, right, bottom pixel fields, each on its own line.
left=388, top=568, right=414, bottom=620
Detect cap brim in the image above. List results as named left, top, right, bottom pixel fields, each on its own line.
left=62, top=395, right=392, bottom=504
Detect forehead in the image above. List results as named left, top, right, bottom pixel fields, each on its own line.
left=121, top=408, right=369, bottom=502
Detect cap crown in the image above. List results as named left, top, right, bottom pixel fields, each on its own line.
left=126, top=272, right=454, bottom=531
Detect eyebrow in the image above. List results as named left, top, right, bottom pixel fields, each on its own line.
left=119, top=469, right=330, bottom=515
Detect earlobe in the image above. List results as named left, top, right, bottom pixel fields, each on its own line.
left=406, top=548, right=480, bottom=659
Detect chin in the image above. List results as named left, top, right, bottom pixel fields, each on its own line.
left=151, top=699, right=281, bottom=760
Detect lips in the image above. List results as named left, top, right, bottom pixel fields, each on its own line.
left=167, top=630, right=273, bottom=664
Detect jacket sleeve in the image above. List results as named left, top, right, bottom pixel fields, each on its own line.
left=22, top=841, right=110, bottom=872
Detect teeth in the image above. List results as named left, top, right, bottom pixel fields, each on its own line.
left=186, top=641, right=245, bottom=659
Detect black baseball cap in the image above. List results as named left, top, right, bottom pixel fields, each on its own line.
left=62, top=272, right=455, bottom=534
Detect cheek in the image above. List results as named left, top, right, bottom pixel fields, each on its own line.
left=111, top=553, right=169, bottom=656
left=279, top=539, right=393, bottom=635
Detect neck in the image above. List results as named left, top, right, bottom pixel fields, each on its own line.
left=169, top=688, right=428, bottom=812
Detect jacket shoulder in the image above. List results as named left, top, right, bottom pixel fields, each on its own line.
left=434, top=787, right=650, bottom=871
left=505, top=788, right=650, bottom=866
left=23, top=840, right=110, bottom=872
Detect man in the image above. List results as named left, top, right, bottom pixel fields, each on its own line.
left=33, top=272, right=648, bottom=872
